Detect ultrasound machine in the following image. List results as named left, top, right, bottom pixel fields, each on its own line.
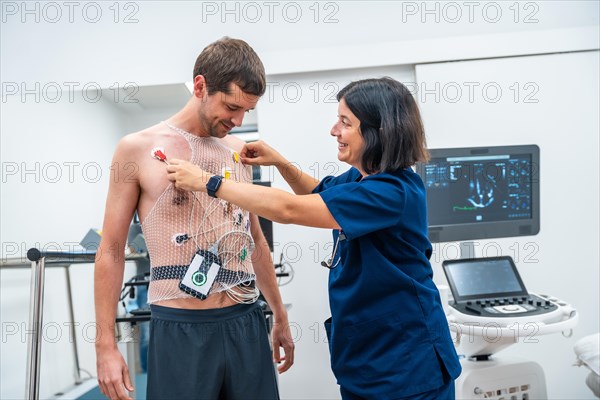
left=416, top=145, right=578, bottom=400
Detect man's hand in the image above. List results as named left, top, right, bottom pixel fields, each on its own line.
left=166, top=159, right=210, bottom=192
left=96, top=347, right=134, bottom=400
left=271, top=313, right=295, bottom=373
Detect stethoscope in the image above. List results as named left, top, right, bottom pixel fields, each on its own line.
left=321, top=230, right=346, bottom=269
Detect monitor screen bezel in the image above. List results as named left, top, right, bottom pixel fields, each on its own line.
left=416, top=144, right=540, bottom=243
left=442, top=256, right=528, bottom=302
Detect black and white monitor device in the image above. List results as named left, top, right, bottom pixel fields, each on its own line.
left=416, top=145, right=540, bottom=243
left=442, top=256, right=556, bottom=317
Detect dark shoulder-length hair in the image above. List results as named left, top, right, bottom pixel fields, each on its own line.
left=337, top=77, right=429, bottom=174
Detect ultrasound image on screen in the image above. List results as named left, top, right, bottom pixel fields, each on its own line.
left=447, top=259, right=524, bottom=297
left=423, top=154, right=533, bottom=226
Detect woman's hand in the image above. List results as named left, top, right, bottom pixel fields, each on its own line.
left=166, top=159, right=210, bottom=192
left=240, top=140, right=284, bottom=166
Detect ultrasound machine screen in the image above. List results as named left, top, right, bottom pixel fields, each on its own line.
left=443, top=257, right=527, bottom=301
left=416, top=145, right=540, bottom=243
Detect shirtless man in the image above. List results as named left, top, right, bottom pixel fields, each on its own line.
left=94, top=37, right=294, bottom=400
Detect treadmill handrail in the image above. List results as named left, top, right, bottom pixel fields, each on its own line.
left=16, top=248, right=147, bottom=400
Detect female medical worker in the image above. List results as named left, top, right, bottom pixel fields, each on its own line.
left=166, top=77, right=462, bottom=399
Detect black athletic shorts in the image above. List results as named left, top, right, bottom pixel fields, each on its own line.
left=147, top=302, right=279, bottom=400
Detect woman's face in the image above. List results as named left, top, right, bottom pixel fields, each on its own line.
left=330, top=98, right=365, bottom=173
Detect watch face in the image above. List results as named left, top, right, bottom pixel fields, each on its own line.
left=207, top=175, right=223, bottom=197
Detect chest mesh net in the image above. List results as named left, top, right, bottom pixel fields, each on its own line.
left=143, top=123, right=258, bottom=304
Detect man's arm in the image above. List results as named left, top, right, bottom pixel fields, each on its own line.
left=94, top=136, right=140, bottom=400
left=249, top=213, right=295, bottom=373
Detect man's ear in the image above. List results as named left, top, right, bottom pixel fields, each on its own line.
left=193, top=75, right=207, bottom=98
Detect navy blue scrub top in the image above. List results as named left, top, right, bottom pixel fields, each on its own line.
left=313, top=167, right=461, bottom=399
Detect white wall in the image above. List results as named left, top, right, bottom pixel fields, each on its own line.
left=415, top=51, right=600, bottom=399
left=1, top=2, right=598, bottom=84
left=0, top=93, right=125, bottom=398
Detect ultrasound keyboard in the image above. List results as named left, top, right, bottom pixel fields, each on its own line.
left=452, top=293, right=557, bottom=317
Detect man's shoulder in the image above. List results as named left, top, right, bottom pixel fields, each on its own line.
left=221, top=134, right=245, bottom=152
left=112, top=123, right=176, bottom=166
left=122, top=123, right=172, bottom=143
left=116, top=123, right=173, bottom=149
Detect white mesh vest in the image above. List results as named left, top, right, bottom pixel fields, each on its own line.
left=143, top=129, right=257, bottom=304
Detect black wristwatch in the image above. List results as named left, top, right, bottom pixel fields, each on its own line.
left=206, top=175, right=224, bottom=198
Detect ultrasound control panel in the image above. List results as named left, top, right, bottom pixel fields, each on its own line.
left=451, top=293, right=557, bottom=317
left=442, top=256, right=558, bottom=318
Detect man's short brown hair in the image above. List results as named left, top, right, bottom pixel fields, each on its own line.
left=193, top=37, right=266, bottom=97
